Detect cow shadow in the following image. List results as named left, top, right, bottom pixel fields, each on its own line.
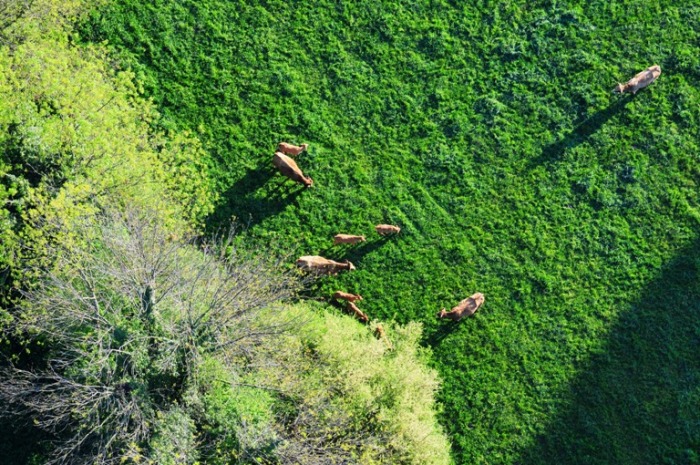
left=314, top=236, right=394, bottom=267
left=517, top=237, right=700, bottom=465
left=344, top=236, right=395, bottom=265
left=425, top=317, right=470, bottom=346
left=527, top=95, right=635, bottom=169
left=206, top=163, right=305, bottom=232
left=297, top=276, right=356, bottom=305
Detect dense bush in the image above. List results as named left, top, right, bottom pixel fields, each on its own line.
left=0, top=0, right=216, bottom=308
left=148, top=407, right=199, bottom=465
left=0, top=207, right=450, bottom=464
left=196, top=304, right=450, bottom=465
left=267, top=305, right=451, bottom=465
left=0, top=207, right=301, bottom=463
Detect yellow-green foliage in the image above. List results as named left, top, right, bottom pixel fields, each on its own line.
left=258, top=304, right=451, bottom=465
left=196, top=356, right=277, bottom=465
left=0, top=0, right=216, bottom=289
left=318, top=311, right=450, bottom=465
left=148, top=407, right=199, bottom=465
left=2, top=0, right=107, bottom=42
left=1, top=35, right=215, bottom=225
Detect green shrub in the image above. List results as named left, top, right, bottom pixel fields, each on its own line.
left=197, top=356, right=278, bottom=465
left=0, top=0, right=217, bottom=310
left=149, top=407, right=199, bottom=465
left=0, top=207, right=302, bottom=464
left=251, top=303, right=451, bottom=465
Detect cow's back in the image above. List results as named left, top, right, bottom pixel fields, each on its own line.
left=630, top=65, right=661, bottom=93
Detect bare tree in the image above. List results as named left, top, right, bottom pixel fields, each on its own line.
left=0, top=207, right=305, bottom=464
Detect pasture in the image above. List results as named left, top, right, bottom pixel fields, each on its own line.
left=81, top=1, right=700, bottom=463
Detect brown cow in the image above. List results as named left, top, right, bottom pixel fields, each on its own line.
left=277, top=142, right=309, bottom=157
left=613, top=65, right=661, bottom=94
left=346, top=301, right=369, bottom=323
left=332, top=291, right=363, bottom=302
left=375, top=224, right=401, bottom=235
left=333, top=234, right=366, bottom=245
left=374, top=323, right=393, bottom=350
left=437, top=292, right=485, bottom=321
left=273, top=152, right=313, bottom=187
left=296, top=255, right=355, bottom=274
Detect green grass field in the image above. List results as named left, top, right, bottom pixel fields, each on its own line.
left=81, top=1, right=700, bottom=463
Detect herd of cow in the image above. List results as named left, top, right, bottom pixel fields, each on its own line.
left=271, top=141, right=485, bottom=337
left=270, top=64, right=662, bottom=336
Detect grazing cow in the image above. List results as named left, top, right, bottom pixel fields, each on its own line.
left=613, top=65, right=661, bottom=94
left=437, top=292, right=485, bottom=321
left=333, top=234, right=366, bottom=245
left=296, top=255, right=355, bottom=274
left=273, top=152, right=313, bottom=187
left=374, top=323, right=393, bottom=349
left=277, top=142, right=309, bottom=157
left=332, top=291, right=363, bottom=302
left=346, top=301, right=369, bottom=323
left=375, top=224, right=401, bottom=235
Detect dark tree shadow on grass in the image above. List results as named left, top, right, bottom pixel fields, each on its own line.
left=527, top=95, right=636, bottom=169
left=518, top=237, right=700, bottom=465
left=205, top=163, right=306, bottom=232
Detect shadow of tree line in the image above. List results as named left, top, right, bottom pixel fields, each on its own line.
left=518, top=236, right=700, bottom=465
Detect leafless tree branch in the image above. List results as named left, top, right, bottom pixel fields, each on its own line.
left=1, top=206, right=306, bottom=463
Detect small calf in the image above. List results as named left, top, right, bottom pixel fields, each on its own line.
left=333, top=234, right=366, bottom=245
left=277, top=142, right=308, bottom=157
left=613, top=65, right=661, bottom=94
left=437, top=292, right=485, bottom=321
left=296, top=255, right=355, bottom=274
left=332, top=291, right=363, bottom=302
left=346, top=301, right=369, bottom=323
left=374, top=323, right=393, bottom=350
left=375, top=224, right=401, bottom=235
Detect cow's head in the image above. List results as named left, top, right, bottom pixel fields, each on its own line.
left=344, top=260, right=356, bottom=271
left=304, top=176, right=313, bottom=187
left=437, top=308, right=447, bottom=318
left=613, top=83, right=625, bottom=94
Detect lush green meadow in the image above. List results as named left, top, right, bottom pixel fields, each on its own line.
left=82, top=1, right=700, bottom=463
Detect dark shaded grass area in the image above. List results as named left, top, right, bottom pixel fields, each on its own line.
left=520, top=238, right=700, bottom=465
left=79, top=1, right=700, bottom=463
